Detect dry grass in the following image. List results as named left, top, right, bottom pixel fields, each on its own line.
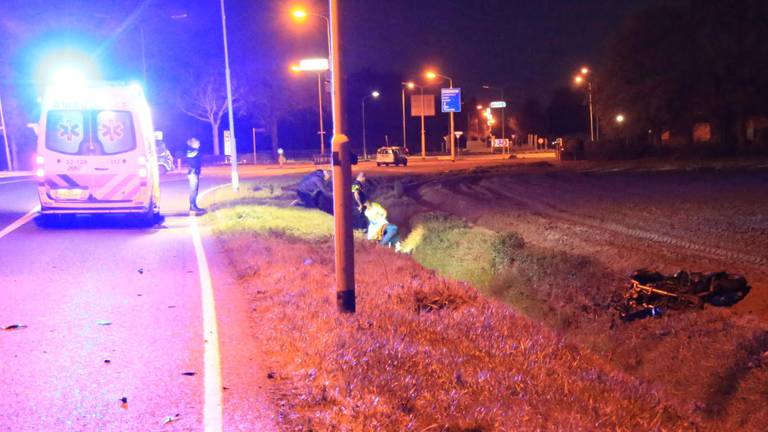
left=215, top=233, right=687, bottom=431
left=205, top=179, right=768, bottom=430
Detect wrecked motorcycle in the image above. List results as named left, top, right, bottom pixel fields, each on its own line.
left=617, top=269, right=751, bottom=321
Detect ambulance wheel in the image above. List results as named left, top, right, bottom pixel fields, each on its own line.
left=377, top=162, right=381, bottom=166
left=142, top=201, right=162, bottom=226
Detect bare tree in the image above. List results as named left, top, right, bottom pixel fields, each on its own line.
left=178, top=73, right=245, bottom=156
left=249, top=74, right=315, bottom=157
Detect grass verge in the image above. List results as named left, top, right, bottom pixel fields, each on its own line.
left=204, top=180, right=768, bottom=430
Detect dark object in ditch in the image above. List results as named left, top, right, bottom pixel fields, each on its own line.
left=617, top=269, right=750, bottom=321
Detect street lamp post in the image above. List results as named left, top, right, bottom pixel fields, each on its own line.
left=291, top=58, right=330, bottom=155
left=400, top=84, right=408, bottom=152
left=405, top=82, right=427, bottom=160
left=328, top=0, right=355, bottom=313
left=425, top=70, right=456, bottom=162
left=574, top=67, right=596, bottom=142
left=362, top=91, right=380, bottom=160
left=0, top=93, right=11, bottom=171
left=219, top=0, right=239, bottom=190
left=482, top=84, right=506, bottom=153
left=317, top=73, right=326, bottom=155
left=293, top=1, right=356, bottom=313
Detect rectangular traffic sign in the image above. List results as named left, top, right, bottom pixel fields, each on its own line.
left=489, top=101, right=506, bottom=108
left=410, top=94, right=435, bottom=117
left=441, top=88, right=461, bottom=113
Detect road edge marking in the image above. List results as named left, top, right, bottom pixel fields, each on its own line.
left=191, top=183, right=230, bottom=432
left=0, top=206, right=39, bottom=240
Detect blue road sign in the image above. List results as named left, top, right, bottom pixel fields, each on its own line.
left=441, top=88, right=461, bottom=113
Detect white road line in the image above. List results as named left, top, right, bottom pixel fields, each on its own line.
left=0, top=179, right=33, bottom=186
left=0, top=206, right=39, bottom=240
left=190, top=183, right=230, bottom=432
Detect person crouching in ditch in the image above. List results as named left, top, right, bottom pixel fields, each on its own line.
left=364, top=202, right=401, bottom=251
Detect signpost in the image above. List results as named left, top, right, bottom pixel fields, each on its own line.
left=223, top=130, right=232, bottom=157
left=440, top=88, right=461, bottom=113
left=440, top=88, right=461, bottom=162
left=489, top=100, right=506, bottom=109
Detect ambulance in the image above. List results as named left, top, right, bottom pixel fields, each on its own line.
left=35, top=82, right=161, bottom=220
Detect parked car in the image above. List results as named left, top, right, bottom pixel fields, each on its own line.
left=156, top=141, right=174, bottom=174
left=376, top=146, right=408, bottom=167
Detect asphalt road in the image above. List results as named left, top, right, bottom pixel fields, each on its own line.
left=0, top=172, right=275, bottom=431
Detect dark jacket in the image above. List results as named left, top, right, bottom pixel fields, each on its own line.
left=351, top=180, right=367, bottom=205
left=187, top=149, right=202, bottom=175
left=297, top=170, right=330, bottom=195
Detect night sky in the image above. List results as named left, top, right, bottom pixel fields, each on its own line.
left=1, top=0, right=658, bottom=153
left=3, top=0, right=656, bottom=101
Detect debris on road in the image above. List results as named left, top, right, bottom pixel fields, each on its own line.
left=181, top=371, right=196, bottom=376
left=161, top=414, right=181, bottom=424
left=618, top=269, right=751, bottom=321
left=3, top=324, right=28, bottom=330
left=137, top=268, right=144, bottom=274
left=104, top=359, right=111, bottom=364
left=267, top=371, right=276, bottom=379
left=97, top=320, right=112, bottom=326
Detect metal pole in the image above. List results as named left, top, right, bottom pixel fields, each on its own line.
left=317, top=73, right=325, bottom=155
left=252, top=127, right=256, bottom=164
left=219, top=0, right=239, bottom=190
left=588, top=81, right=595, bottom=142
left=501, top=89, right=506, bottom=154
left=420, top=87, right=426, bottom=160
left=139, top=26, right=148, bottom=86
left=0, top=93, right=11, bottom=171
left=401, top=87, right=407, bottom=151
left=449, top=78, right=455, bottom=162
left=329, top=0, right=355, bottom=313
left=361, top=98, right=367, bottom=160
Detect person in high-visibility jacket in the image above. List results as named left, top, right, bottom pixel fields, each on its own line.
left=364, top=202, right=399, bottom=248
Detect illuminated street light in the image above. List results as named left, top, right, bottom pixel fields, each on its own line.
left=404, top=81, right=427, bottom=159
left=573, top=66, right=596, bottom=142
left=476, top=105, right=483, bottom=110
left=290, top=6, right=308, bottom=20
left=424, top=69, right=456, bottom=162
left=291, top=6, right=338, bottom=155
left=482, top=83, right=506, bottom=153
left=290, top=58, right=330, bottom=154
left=362, top=91, right=380, bottom=160
left=616, top=114, right=625, bottom=123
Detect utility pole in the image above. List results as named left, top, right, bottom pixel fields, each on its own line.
left=0, top=93, right=10, bottom=171
left=317, top=73, right=326, bottom=155
left=449, top=77, right=455, bottom=162
left=329, top=0, right=355, bottom=313
left=252, top=127, right=257, bottom=164
left=400, top=86, right=407, bottom=151
left=419, top=87, right=426, bottom=160
left=219, top=0, right=239, bottom=190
